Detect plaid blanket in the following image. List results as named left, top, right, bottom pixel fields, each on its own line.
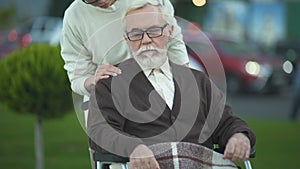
left=109, top=142, right=238, bottom=169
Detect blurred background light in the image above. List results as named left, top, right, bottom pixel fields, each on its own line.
left=282, top=60, right=293, bottom=74
left=245, top=61, right=260, bottom=76
left=192, top=0, right=206, bottom=7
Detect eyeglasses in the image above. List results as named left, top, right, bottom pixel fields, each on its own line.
left=82, top=0, right=108, bottom=5
left=126, top=24, right=169, bottom=42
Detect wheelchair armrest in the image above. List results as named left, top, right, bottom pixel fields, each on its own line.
left=249, top=148, right=256, bottom=158
left=93, top=152, right=129, bottom=163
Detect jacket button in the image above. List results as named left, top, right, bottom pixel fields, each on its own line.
left=171, top=115, right=176, bottom=122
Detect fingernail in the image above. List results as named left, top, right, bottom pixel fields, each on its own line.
left=118, top=70, right=122, bottom=74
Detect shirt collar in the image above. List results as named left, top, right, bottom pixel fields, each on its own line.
left=142, top=58, right=173, bottom=80
left=160, top=58, right=173, bottom=80
left=144, top=69, right=153, bottom=78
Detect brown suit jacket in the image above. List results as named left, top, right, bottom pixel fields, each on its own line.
left=87, top=59, right=256, bottom=157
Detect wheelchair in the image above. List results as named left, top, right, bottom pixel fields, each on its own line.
left=92, top=143, right=256, bottom=169
left=81, top=101, right=256, bottom=169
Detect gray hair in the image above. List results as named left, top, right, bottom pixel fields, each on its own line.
left=122, top=0, right=173, bottom=31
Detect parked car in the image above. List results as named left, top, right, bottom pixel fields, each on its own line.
left=0, top=16, right=62, bottom=59
left=0, top=29, right=21, bottom=59
left=183, top=30, right=289, bottom=94
left=16, top=16, right=62, bottom=46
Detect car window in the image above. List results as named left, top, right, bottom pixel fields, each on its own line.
left=45, top=19, right=59, bottom=31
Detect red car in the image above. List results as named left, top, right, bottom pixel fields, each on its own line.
left=183, top=31, right=289, bottom=94
left=0, top=30, right=21, bottom=59
left=0, top=16, right=62, bottom=59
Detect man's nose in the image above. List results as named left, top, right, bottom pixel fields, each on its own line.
left=141, top=32, right=152, bottom=44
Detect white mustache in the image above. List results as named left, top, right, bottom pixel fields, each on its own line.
left=133, top=45, right=168, bottom=69
left=134, top=45, right=164, bottom=57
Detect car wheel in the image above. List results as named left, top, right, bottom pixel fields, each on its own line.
left=226, top=74, right=241, bottom=95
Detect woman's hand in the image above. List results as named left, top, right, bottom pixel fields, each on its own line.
left=85, top=64, right=121, bottom=92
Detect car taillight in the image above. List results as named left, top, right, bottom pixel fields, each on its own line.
left=21, top=33, right=32, bottom=47
left=8, top=29, right=18, bottom=42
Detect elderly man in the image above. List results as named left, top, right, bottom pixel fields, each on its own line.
left=87, top=2, right=256, bottom=169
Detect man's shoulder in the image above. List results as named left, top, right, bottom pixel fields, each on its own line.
left=97, top=59, right=139, bottom=85
left=170, top=62, right=207, bottom=77
left=114, top=58, right=136, bottom=67
left=115, top=59, right=144, bottom=81
left=170, top=62, right=211, bottom=90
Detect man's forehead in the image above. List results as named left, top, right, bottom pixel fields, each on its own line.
left=125, top=4, right=164, bottom=29
left=125, top=13, right=164, bottom=30
left=126, top=4, right=161, bottom=16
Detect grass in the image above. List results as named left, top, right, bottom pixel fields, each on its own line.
left=245, top=119, right=300, bottom=169
left=0, top=103, right=90, bottom=169
left=0, top=103, right=299, bottom=169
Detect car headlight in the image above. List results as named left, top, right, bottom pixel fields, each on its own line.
left=245, top=61, right=260, bottom=76
left=282, top=60, right=293, bottom=74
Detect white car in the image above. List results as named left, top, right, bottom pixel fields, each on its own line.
left=17, top=16, right=62, bottom=46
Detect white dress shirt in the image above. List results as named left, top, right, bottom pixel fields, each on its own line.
left=143, top=59, right=175, bottom=109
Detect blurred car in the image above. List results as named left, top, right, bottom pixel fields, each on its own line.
left=16, top=16, right=62, bottom=47
left=0, top=30, right=20, bottom=59
left=183, top=31, right=289, bottom=94
left=0, top=16, right=62, bottom=59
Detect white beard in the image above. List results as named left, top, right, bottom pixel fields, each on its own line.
left=132, top=45, right=167, bottom=70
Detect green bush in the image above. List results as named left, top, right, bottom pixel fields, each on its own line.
left=0, top=6, right=16, bottom=29
left=0, top=44, right=72, bottom=119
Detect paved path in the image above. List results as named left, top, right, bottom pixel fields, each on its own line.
left=227, top=87, right=294, bottom=120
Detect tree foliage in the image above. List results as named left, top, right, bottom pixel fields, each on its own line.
left=0, top=6, right=16, bottom=29
left=0, top=44, right=72, bottom=119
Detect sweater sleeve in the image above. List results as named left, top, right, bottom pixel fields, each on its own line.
left=164, top=0, right=189, bottom=65
left=213, top=105, right=256, bottom=149
left=60, top=7, right=96, bottom=97
left=204, top=78, right=256, bottom=149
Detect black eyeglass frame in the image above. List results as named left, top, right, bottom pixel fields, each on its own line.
left=82, top=0, right=110, bottom=5
left=82, top=0, right=98, bottom=4
left=126, top=24, right=169, bottom=42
